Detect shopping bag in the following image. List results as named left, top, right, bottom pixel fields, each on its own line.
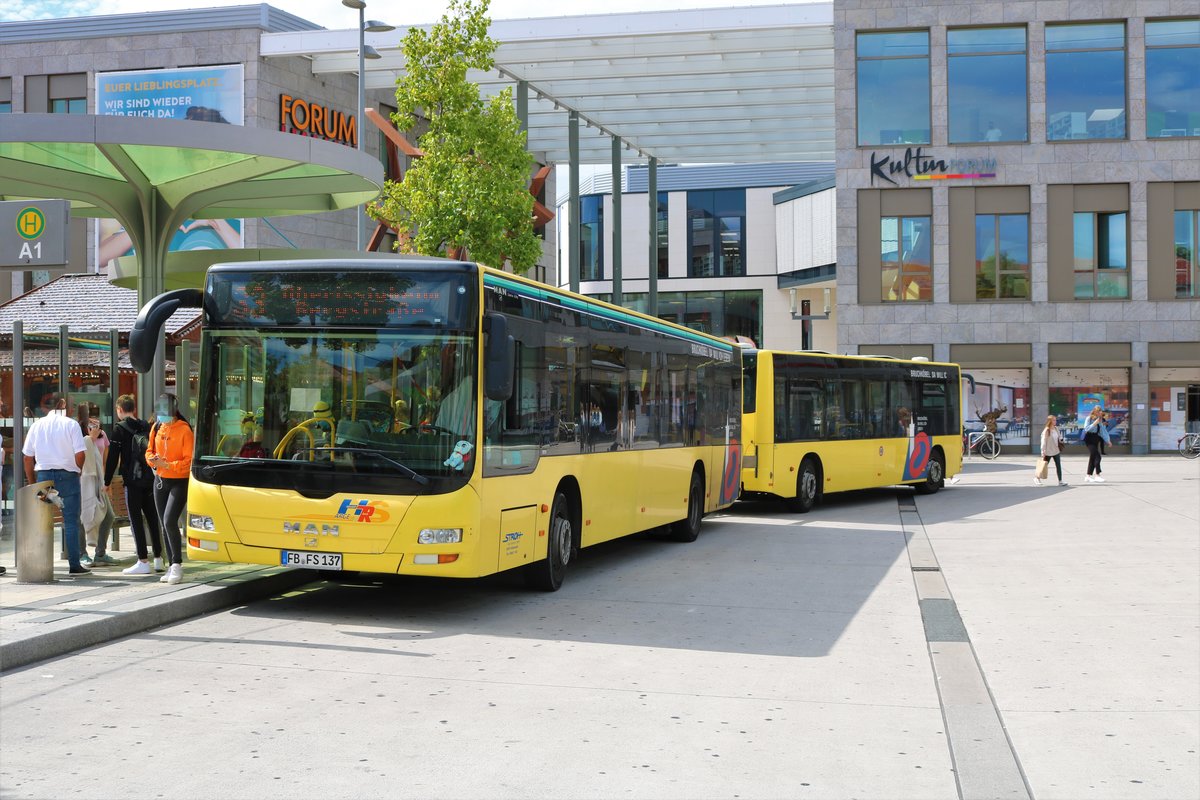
left=1035, top=458, right=1049, bottom=480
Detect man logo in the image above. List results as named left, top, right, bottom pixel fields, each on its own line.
left=283, top=521, right=340, bottom=536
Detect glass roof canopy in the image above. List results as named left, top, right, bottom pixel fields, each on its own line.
left=260, top=3, right=835, bottom=165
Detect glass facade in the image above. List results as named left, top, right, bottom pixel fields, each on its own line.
left=975, top=213, right=1030, bottom=299
left=657, top=191, right=669, bottom=279
left=1146, top=19, right=1200, bottom=139
left=948, top=27, right=1028, bottom=144
left=580, top=194, right=603, bottom=282
left=614, top=290, right=762, bottom=347
left=1149, top=370, right=1200, bottom=450
left=857, top=30, right=930, bottom=146
left=1176, top=209, right=1199, bottom=298
left=1049, top=368, right=1130, bottom=446
left=687, top=189, right=745, bottom=278
left=881, top=216, right=931, bottom=301
left=961, top=369, right=1032, bottom=447
left=1073, top=211, right=1128, bottom=298
left=1046, top=23, right=1126, bottom=141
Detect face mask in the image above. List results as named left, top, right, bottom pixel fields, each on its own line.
left=157, top=414, right=173, bottom=424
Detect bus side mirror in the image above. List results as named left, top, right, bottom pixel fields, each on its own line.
left=483, top=312, right=514, bottom=401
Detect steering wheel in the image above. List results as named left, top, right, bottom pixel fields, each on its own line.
left=400, top=422, right=456, bottom=436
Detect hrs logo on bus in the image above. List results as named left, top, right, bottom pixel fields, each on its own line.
left=336, top=499, right=379, bottom=522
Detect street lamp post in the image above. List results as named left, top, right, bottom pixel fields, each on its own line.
left=342, top=0, right=394, bottom=250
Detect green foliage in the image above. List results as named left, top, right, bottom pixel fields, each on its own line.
left=372, top=0, right=540, bottom=272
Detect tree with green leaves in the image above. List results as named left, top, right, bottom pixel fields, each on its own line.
left=371, top=0, right=541, bottom=273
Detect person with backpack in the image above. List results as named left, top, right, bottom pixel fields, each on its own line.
left=147, top=393, right=193, bottom=585
left=105, top=394, right=164, bottom=575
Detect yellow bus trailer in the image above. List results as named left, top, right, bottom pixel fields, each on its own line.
left=130, top=258, right=743, bottom=590
left=739, top=349, right=963, bottom=511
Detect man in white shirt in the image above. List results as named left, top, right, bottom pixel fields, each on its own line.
left=22, top=393, right=90, bottom=575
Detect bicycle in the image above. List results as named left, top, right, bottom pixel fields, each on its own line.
left=1179, top=432, right=1200, bottom=459
left=963, top=430, right=1001, bottom=460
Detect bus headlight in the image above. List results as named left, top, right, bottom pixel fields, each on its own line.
left=188, top=514, right=215, bottom=532
left=418, top=528, right=462, bottom=544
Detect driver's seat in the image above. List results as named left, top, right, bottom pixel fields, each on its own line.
left=335, top=420, right=370, bottom=445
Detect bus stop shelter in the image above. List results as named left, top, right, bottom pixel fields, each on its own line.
left=0, top=112, right=385, bottom=401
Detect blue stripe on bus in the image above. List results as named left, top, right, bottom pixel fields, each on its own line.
left=484, top=273, right=735, bottom=353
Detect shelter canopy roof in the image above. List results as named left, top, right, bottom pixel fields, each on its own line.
left=260, top=2, right=834, bottom=164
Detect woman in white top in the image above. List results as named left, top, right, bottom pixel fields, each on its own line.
left=1035, top=414, right=1066, bottom=486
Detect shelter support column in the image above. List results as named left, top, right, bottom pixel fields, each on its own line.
left=568, top=111, right=580, bottom=293
left=611, top=136, right=622, bottom=307
left=647, top=156, right=658, bottom=317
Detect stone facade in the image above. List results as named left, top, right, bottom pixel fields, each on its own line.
left=835, top=0, right=1200, bottom=453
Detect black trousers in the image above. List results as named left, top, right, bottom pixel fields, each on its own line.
left=1084, top=434, right=1102, bottom=475
left=154, top=478, right=188, bottom=566
left=124, top=481, right=162, bottom=560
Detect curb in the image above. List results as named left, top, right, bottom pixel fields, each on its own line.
left=0, top=566, right=316, bottom=673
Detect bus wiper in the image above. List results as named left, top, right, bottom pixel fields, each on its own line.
left=198, top=458, right=263, bottom=478
left=293, top=447, right=430, bottom=485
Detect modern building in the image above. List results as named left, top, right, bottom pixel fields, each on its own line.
left=0, top=4, right=558, bottom=303
left=835, top=0, right=1200, bottom=453
left=558, top=162, right=837, bottom=352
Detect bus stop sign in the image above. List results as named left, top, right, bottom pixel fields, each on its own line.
left=0, top=199, right=70, bottom=268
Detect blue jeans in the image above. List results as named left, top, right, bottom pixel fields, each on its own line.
left=37, top=469, right=83, bottom=570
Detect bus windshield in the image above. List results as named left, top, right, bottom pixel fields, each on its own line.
left=195, top=329, right=478, bottom=496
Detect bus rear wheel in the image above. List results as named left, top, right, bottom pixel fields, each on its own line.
left=668, top=470, right=705, bottom=543
left=786, top=458, right=819, bottom=513
left=915, top=449, right=945, bottom=495
left=525, top=492, right=574, bottom=591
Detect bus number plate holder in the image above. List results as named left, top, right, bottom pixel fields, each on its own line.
left=281, top=551, right=343, bottom=570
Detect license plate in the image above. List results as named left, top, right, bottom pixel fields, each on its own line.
left=280, top=550, right=343, bottom=570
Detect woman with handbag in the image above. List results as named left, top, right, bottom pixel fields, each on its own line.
left=1034, top=415, right=1066, bottom=486
left=1081, top=406, right=1109, bottom=482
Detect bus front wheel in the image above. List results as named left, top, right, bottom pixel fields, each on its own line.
left=915, top=449, right=945, bottom=495
left=668, top=470, right=705, bottom=543
left=525, top=492, right=574, bottom=591
left=787, top=458, right=819, bottom=513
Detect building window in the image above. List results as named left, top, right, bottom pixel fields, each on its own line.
left=50, top=98, right=85, bottom=114
left=856, top=31, right=930, bottom=146
left=1073, top=211, right=1128, bottom=298
left=1176, top=209, right=1200, bottom=297
left=881, top=216, right=931, bottom=301
left=975, top=214, right=1030, bottom=299
left=948, top=27, right=1028, bottom=144
left=580, top=194, right=603, bottom=282
left=1049, top=368, right=1130, bottom=446
left=656, top=191, right=669, bottom=279
left=1146, top=19, right=1200, bottom=139
left=1046, top=23, right=1126, bottom=141
left=687, top=189, right=745, bottom=278
left=617, top=290, right=762, bottom=345
left=0, top=77, right=9, bottom=113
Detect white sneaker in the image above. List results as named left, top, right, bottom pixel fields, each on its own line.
left=1084, top=475, right=1094, bottom=482
left=1058, top=481, right=1068, bottom=486
left=153, top=557, right=165, bottom=572
left=1033, top=477, right=1043, bottom=486
left=163, top=564, right=183, bottom=585
left=122, top=560, right=152, bottom=575
left=1092, top=476, right=1105, bottom=483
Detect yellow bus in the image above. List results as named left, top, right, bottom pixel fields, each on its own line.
left=130, top=258, right=742, bottom=590
left=739, top=349, right=962, bottom=511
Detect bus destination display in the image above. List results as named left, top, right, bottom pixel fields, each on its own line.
left=209, top=271, right=473, bottom=328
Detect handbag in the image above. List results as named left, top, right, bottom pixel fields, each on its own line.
left=1035, top=458, right=1049, bottom=480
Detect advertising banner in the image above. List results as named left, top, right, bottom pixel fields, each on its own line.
left=95, top=65, right=245, bottom=271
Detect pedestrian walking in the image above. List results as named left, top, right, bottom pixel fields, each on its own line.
left=76, top=405, right=116, bottom=565
left=21, top=393, right=90, bottom=575
left=1034, top=415, right=1067, bottom=486
left=148, top=394, right=192, bottom=585
left=105, top=394, right=164, bottom=574
left=1081, top=406, right=1110, bottom=482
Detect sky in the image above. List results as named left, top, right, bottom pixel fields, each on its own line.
left=1, top=0, right=795, bottom=27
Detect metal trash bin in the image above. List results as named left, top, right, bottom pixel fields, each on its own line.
left=16, top=480, right=57, bottom=583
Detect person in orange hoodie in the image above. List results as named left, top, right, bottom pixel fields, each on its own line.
left=147, top=393, right=193, bottom=585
